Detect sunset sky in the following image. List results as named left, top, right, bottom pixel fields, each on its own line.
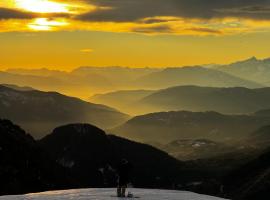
left=1, top=0, right=270, bottom=70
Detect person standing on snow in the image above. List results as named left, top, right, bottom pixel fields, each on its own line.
left=116, top=159, right=133, bottom=197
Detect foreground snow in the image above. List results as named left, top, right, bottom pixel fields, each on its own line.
left=0, top=188, right=228, bottom=200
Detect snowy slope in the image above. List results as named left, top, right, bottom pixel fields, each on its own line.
left=0, top=188, right=228, bottom=200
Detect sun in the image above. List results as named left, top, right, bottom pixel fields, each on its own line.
left=15, top=0, right=69, bottom=13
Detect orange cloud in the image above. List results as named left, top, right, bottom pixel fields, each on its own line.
left=80, top=48, right=94, bottom=53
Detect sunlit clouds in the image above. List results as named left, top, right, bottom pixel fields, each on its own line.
left=0, top=0, right=270, bottom=35
left=0, top=0, right=94, bottom=31
left=28, top=18, right=68, bottom=31
left=14, top=0, right=69, bottom=13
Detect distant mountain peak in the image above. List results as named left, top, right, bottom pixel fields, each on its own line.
left=236, top=56, right=258, bottom=64
left=248, top=56, right=258, bottom=61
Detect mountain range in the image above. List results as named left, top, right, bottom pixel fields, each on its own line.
left=94, top=86, right=270, bottom=115
left=135, top=66, right=262, bottom=89
left=2, top=119, right=270, bottom=199
left=3, top=57, right=270, bottom=100
left=1, top=120, right=209, bottom=195
left=137, top=86, right=270, bottom=114
left=0, top=85, right=129, bottom=138
left=111, top=110, right=270, bottom=144
left=3, top=67, right=159, bottom=99
left=216, top=57, right=270, bottom=86
left=2, top=56, right=270, bottom=199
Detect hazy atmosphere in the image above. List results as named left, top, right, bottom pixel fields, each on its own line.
left=1, top=1, right=270, bottom=200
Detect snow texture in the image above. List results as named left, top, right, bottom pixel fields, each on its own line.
left=0, top=188, right=229, bottom=200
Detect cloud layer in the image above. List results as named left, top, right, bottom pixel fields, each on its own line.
left=78, top=0, right=270, bottom=22
left=0, top=7, right=36, bottom=19
left=0, top=0, right=270, bottom=34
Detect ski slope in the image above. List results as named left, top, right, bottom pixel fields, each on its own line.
left=0, top=188, right=228, bottom=200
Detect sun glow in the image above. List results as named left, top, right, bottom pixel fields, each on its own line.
left=28, top=18, right=68, bottom=31
left=15, top=0, right=69, bottom=13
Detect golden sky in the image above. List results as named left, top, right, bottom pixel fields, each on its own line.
left=1, top=0, right=270, bottom=70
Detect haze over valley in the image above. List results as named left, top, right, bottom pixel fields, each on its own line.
left=1, top=57, right=269, bottom=100
left=2, top=54, right=270, bottom=200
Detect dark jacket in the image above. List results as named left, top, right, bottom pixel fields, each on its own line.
left=117, top=160, right=133, bottom=186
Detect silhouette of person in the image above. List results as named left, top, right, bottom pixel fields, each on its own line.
left=116, top=159, right=133, bottom=197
